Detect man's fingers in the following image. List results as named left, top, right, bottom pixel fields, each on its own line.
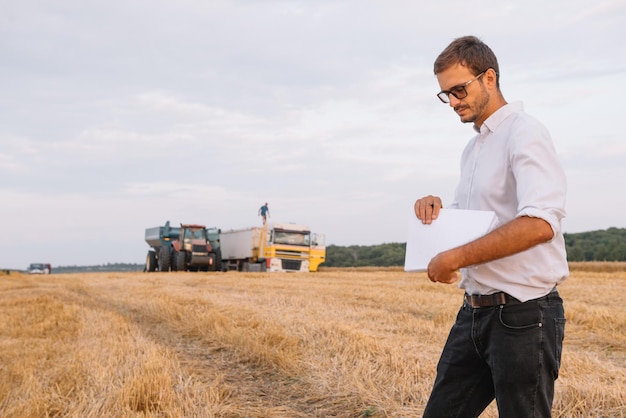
left=414, top=196, right=442, bottom=224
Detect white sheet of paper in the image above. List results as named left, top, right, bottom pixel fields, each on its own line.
left=404, top=208, right=498, bottom=272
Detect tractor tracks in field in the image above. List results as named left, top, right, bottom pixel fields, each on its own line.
left=56, top=279, right=327, bottom=417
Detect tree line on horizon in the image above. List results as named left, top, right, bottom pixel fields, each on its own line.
left=563, top=227, right=626, bottom=262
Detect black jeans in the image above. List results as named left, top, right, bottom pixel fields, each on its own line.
left=423, top=290, right=565, bottom=418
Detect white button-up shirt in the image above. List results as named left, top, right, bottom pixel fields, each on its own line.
left=449, top=102, right=569, bottom=302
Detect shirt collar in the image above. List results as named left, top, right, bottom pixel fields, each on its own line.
left=474, top=101, right=524, bottom=134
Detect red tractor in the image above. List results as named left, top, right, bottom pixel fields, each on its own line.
left=145, top=221, right=221, bottom=272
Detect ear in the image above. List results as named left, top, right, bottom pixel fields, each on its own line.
left=484, top=68, right=498, bottom=89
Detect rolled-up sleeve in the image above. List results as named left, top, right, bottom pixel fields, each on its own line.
left=510, top=118, right=567, bottom=238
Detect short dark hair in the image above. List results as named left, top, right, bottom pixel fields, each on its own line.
left=434, top=36, right=500, bottom=87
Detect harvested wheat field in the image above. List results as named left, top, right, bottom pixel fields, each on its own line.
left=1, top=265, right=625, bottom=417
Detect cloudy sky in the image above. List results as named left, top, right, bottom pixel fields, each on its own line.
left=2, top=0, right=625, bottom=269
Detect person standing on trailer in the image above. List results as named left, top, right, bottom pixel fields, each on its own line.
left=258, top=202, right=270, bottom=224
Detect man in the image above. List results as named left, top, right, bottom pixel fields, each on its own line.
left=415, top=36, right=568, bottom=417
left=258, top=202, right=270, bottom=224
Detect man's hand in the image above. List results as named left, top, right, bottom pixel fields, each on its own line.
left=427, top=250, right=460, bottom=284
left=413, top=195, right=456, bottom=283
left=414, top=195, right=443, bottom=224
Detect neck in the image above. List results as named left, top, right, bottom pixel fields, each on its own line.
left=475, top=94, right=508, bottom=128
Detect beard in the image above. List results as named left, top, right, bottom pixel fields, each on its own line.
left=454, top=85, right=490, bottom=124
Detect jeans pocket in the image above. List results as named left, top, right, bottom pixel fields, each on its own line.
left=498, top=302, right=543, bottom=330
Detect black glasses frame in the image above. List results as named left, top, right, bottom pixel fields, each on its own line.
left=436, top=71, right=486, bottom=103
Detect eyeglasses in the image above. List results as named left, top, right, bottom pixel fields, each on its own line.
left=436, top=71, right=486, bottom=103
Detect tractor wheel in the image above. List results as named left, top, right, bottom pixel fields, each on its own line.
left=176, top=251, right=187, bottom=272
left=146, top=251, right=157, bottom=272
left=158, top=246, right=171, bottom=272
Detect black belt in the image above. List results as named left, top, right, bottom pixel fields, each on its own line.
left=464, top=292, right=509, bottom=308
left=464, top=288, right=558, bottom=309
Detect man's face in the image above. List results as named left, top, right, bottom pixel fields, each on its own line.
left=436, top=64, right=490, bottom=126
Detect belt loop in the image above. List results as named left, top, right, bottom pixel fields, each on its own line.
left=495, top=292, right=506, bottom=306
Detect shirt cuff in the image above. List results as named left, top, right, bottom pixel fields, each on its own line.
left=517, top=207, right=562, bottom=239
